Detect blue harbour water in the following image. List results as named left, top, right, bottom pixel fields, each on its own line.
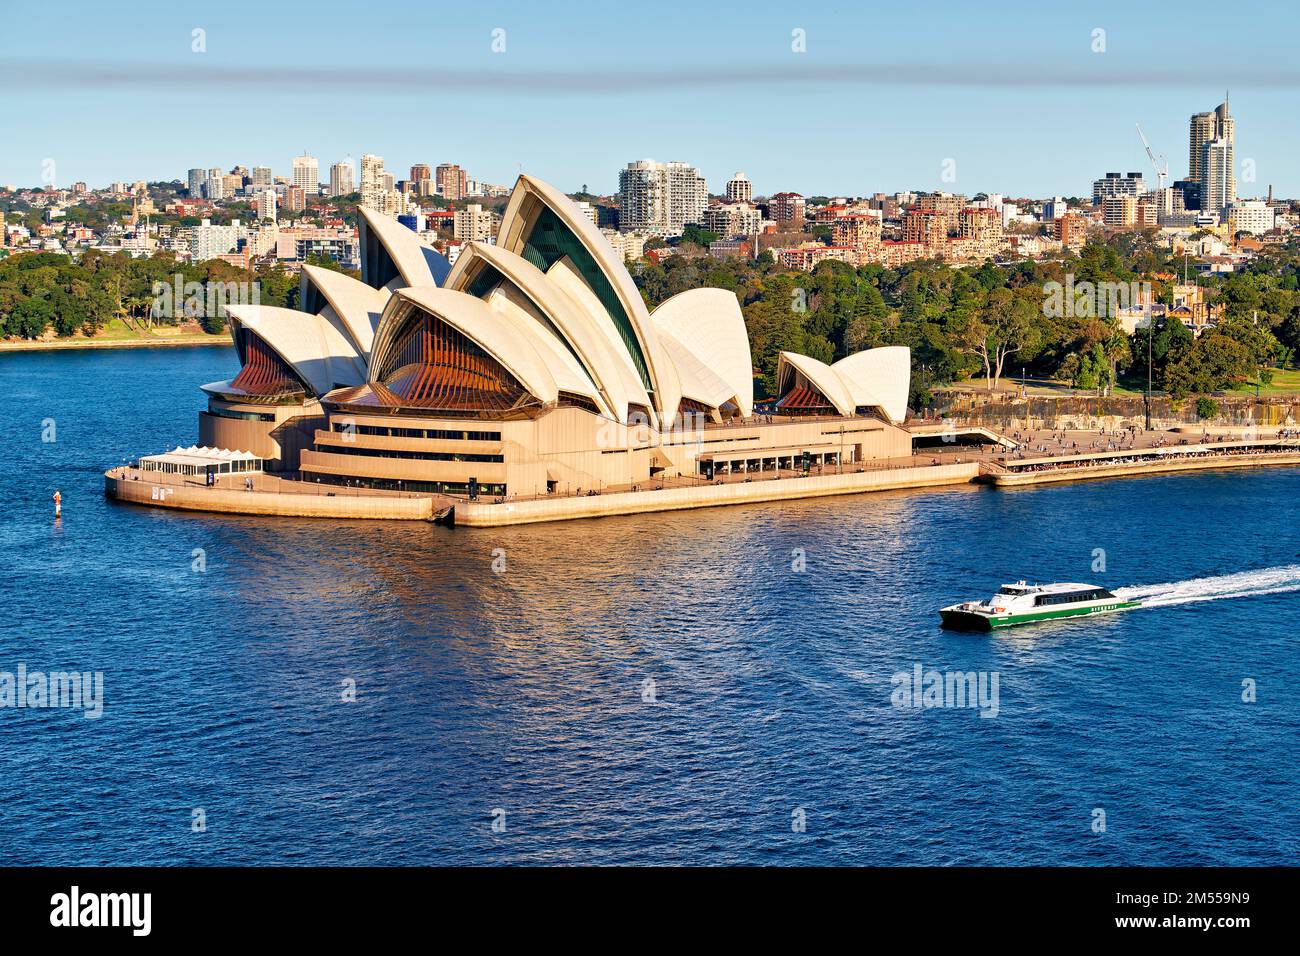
left=0, top=346, right=1297, bottom=865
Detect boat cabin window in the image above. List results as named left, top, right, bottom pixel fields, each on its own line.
left=997, top=586, right=1031, bottom=595
left=1034, top=588, right=1115, bottom=606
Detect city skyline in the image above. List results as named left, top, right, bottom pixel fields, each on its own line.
left=3, top=0, right=1298, bottom=197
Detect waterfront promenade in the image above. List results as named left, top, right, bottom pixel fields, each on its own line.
left=104, top=422, right=1300, bottom=525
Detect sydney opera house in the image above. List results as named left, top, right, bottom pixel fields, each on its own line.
left=188, top=174, right=913, bottom=505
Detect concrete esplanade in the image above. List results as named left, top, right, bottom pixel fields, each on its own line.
left=104, top=461, right=981, bottom=526
left=453, top=462, right=980, bottom=526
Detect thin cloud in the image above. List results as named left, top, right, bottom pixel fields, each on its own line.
left=4, top=58, right=1300, bottom=94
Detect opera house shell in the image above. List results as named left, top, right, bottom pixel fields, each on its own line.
left=199, top=174, right=912, bottom=498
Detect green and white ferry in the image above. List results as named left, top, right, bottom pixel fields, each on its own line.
left=939, top=581, right=1141, bottom=631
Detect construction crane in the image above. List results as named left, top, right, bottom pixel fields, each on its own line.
left=1135, top=123, right=1168, bottom=189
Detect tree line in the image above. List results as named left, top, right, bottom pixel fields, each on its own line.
left=0, top=250, right=313, bottom=338
left=633, top=237, right=1300, bottom=403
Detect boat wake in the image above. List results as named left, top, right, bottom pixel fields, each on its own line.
left=1114, top=565, right=1300, bottom=608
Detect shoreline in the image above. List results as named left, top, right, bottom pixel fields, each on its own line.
left=0, top=335, right=229, bottom=353
left=985, top=450, right=1300, bottom=486
left=104, top=445, right=1300, bottom=525
left=104, top=462, right=982, bottom=524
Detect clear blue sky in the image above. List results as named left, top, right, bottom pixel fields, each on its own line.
left=3, top=0, right=1297, bottom=199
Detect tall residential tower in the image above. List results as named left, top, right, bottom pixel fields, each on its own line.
left=1187, top=96, right=1234, bottom=210
left=617, top=159, right=708, bottom=235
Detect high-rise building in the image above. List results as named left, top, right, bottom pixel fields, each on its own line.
left=617, top=159, right=708, bottom=235
left=1102, top=195, right=1137, bottom=229
left=256, top=190, right=277, bottom=222
left=726, top=172, right=752, bottom=203
left=701, top=201, right=764, bottom=239
left=903, top=208, right=949, bottom=246
left=204, top=172, right=225, bottom=202
left=436, top=164, right=467, bottom=201
left=1188, top=112, right=1217, bottom=187
left=958, top=207, right=1001, bottom=241
left=360, top=154, right=386, bottom=210
left=1055, top=213, right=1085, bottom=248
left=831, top=212, right=882, bottom=252
left=191, top=218, right=244, bottom=262
left=918, top=192, right=968, bottom=218
left=1136, top=198, right=1158, bottom=228
left=1092, top=172, right=1145, bottom=205
left=1226, top=199, right=1275, bottom=236
left=292, top=154, right=319, bottom=196
left=404, top=164, right=433, bottom=197
left=187, top=168, right=206, bottom=198
left=252, top=166, right=273, bottom=189
left=452, top=203, right=499, bottom=242
left=766, top=192, right=805, bottom=227
left=285, top=186, right=306, bottom=214
left=1189, top=98, right=1233, bottom=182
left=329, top=160, right=355, bottom=197
left=1172, top=179, right=1200, bottom=213
left=1200, top=137, right=1235, bottom=213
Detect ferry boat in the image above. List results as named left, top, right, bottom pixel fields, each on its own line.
left=939, top=581, right=1140, bottom=631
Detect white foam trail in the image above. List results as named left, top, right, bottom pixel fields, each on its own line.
left=1115, top=565, right=1300, bottom=608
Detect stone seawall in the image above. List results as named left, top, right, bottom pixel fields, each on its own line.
left=454, top=463, right=982, bottom=527
left=105, top=473, right=435, bottom=520
left=987, top=452, right=1300, bottom=487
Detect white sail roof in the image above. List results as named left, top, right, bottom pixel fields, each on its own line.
left=497, top=174, right=680, bottom=427
left=776, top=351, right=856, bottom=416
left=482, top=282, right=608, bottom=413
left=776, top=346, right=911, bottom=422
left=300, top=263, right=388, bottom=356
left=444, top=242, right=648, bottom=421
left=373, top=287, right=560, bottom=406
left=359, top=206, right=451, bottom=288
left=652, top=288, right=753, bottom=417
left=831, top=346, right=911, bottom=424
left=225, top=303, right=366, bottom=397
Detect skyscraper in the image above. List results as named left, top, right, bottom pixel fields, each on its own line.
left=360, top=154, right=386, bottom=211
left=252, top=166, right=273, bottom=189
left=204, top=171, right=224, bottom=202
left=408, top=163, right=433, bottom=197
left=292, top=154, right=319, bottom=196
left=436, top=164, right=467, bottom=201
left=1200, top=137, right=1235, bottom=214
left=1187, top=96, right=1234, bottom=209
left=617, top=159, right=708, bottom=235
left=329, top=160, right=355, bottom=197
left=187, top=168, right=206, bottom=198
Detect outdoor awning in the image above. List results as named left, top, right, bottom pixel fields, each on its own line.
left=139, top=445, right=264, bottom=475
left=697, top=442, right=837, bottom=460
